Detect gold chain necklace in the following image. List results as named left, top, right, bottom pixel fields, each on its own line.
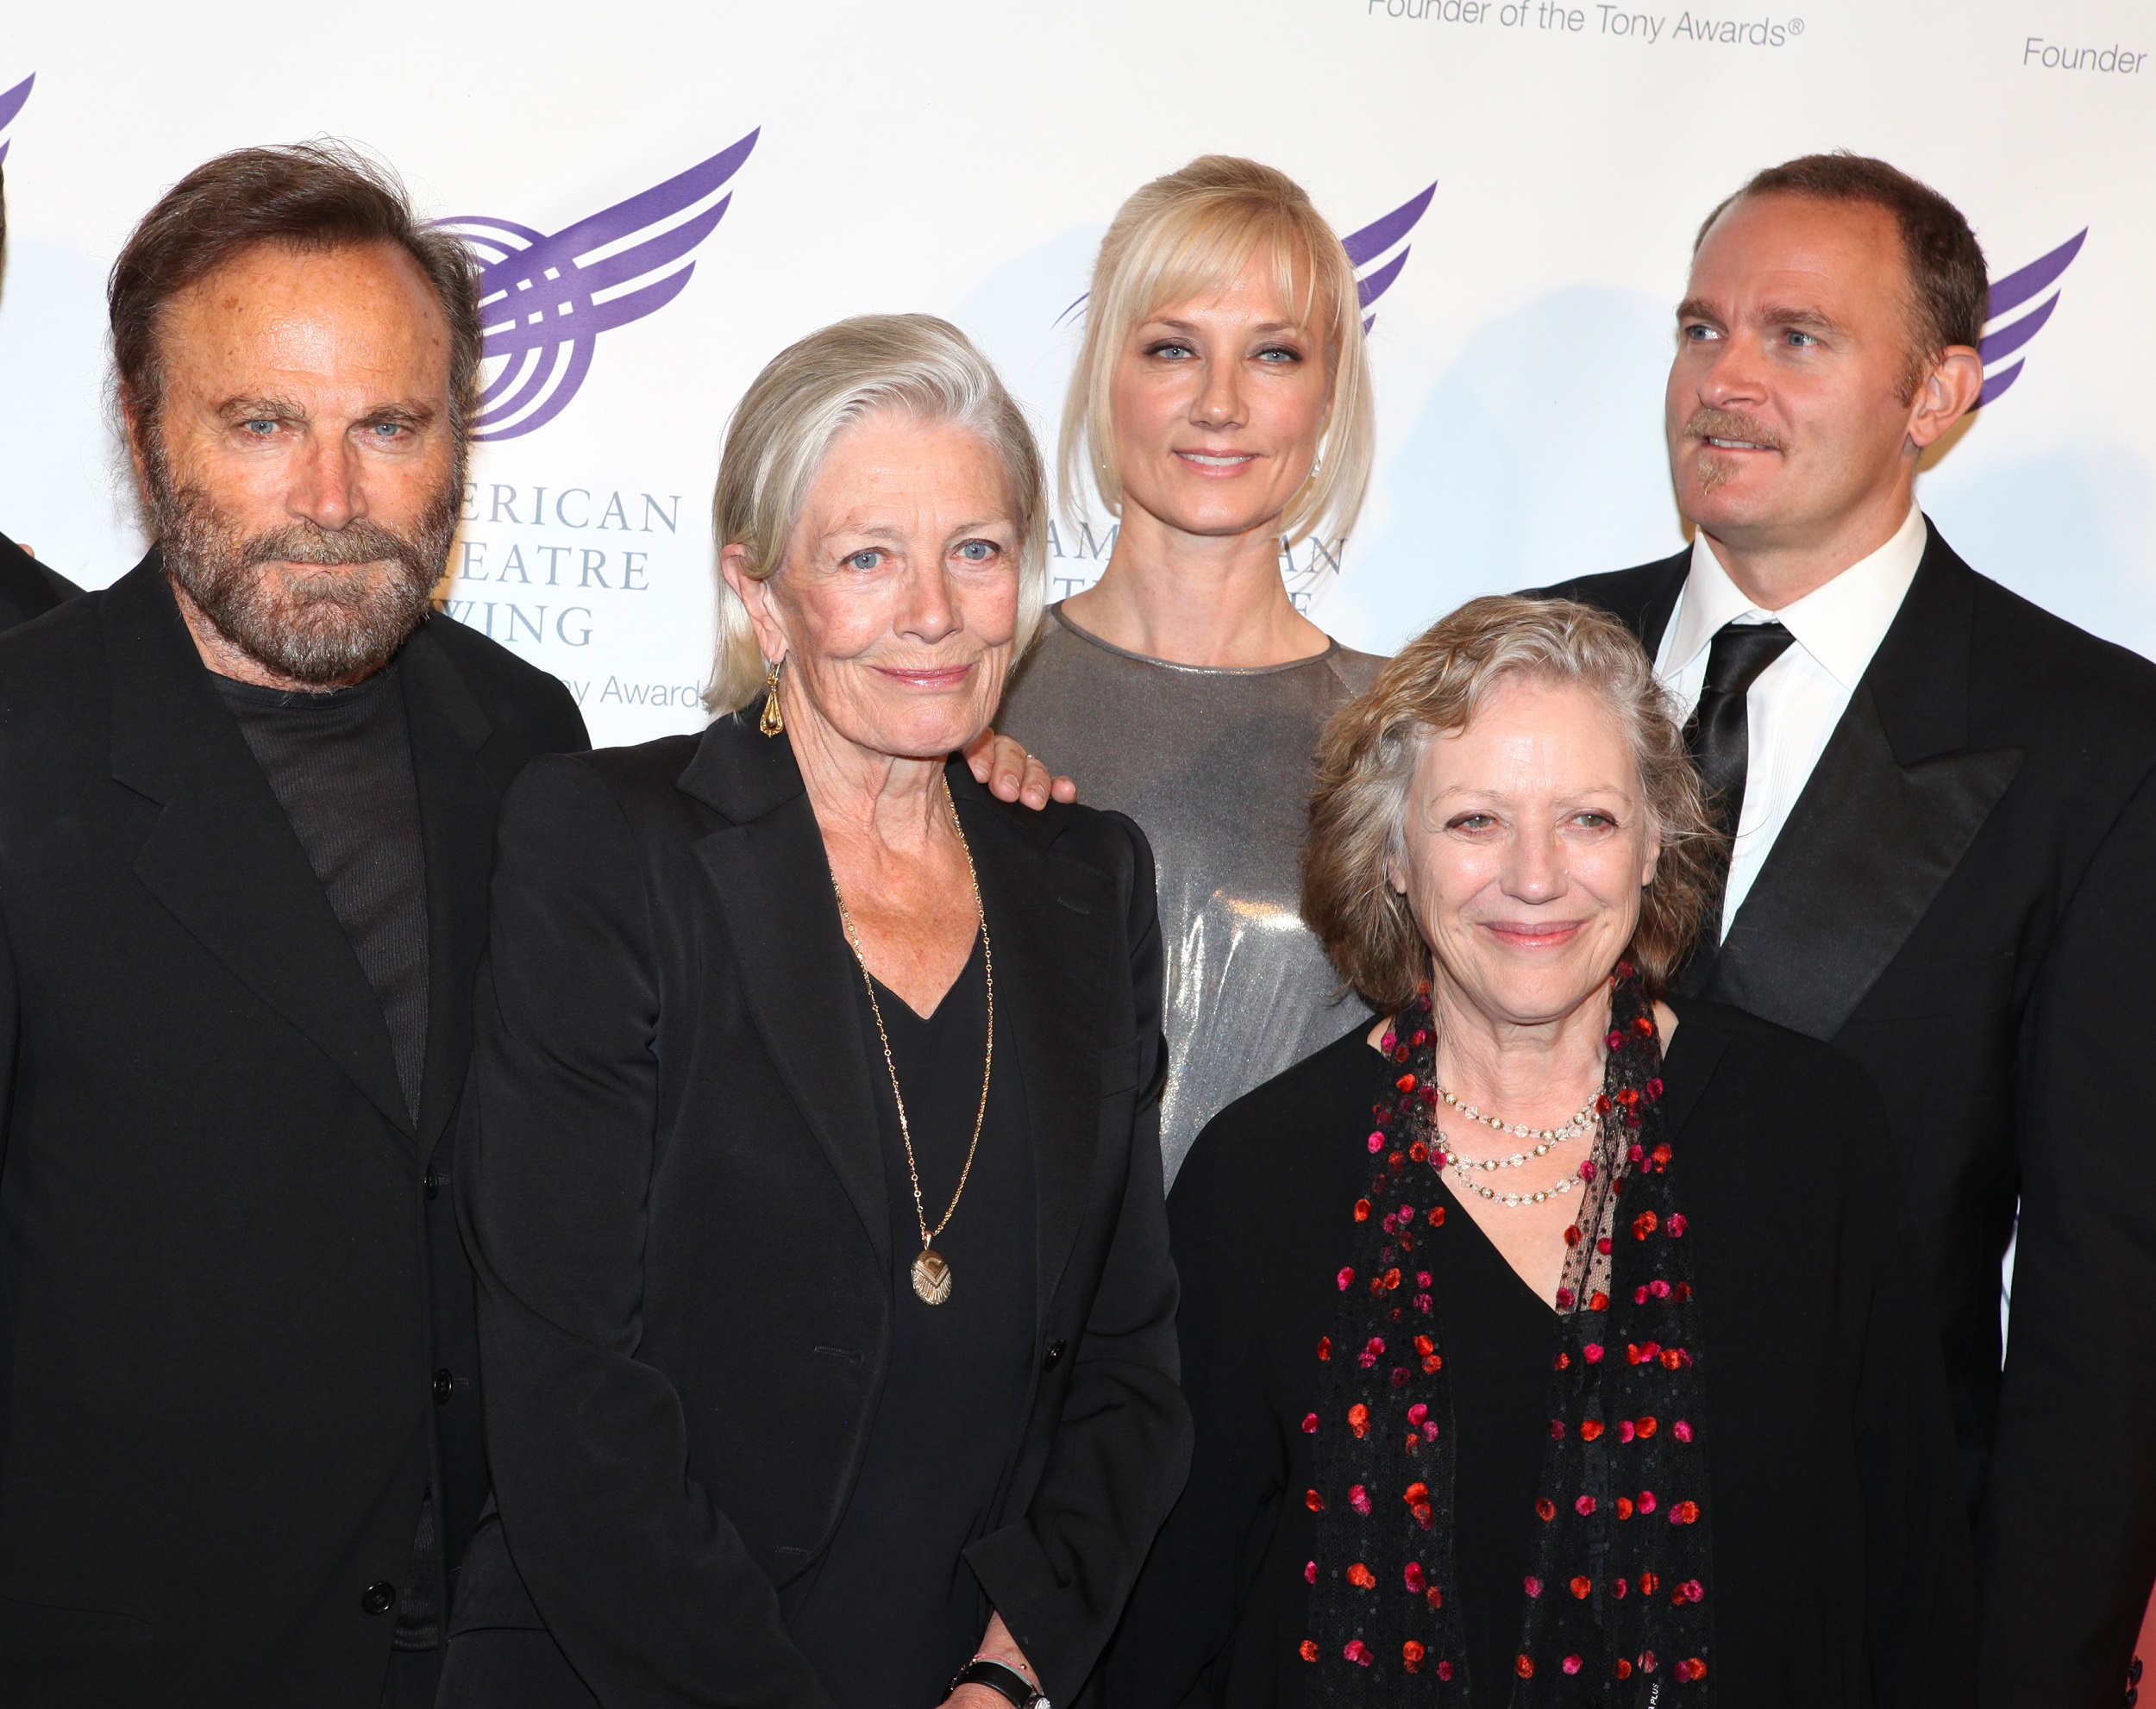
left=831, top=782, right=993, bottom=1306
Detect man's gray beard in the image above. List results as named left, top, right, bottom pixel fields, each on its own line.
left=150, top=454, right=459, bottom=686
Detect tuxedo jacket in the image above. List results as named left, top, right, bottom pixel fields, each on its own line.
left=0, top=555, right=586, bottom=1705
left=1535, top=523, right=2156, bottom=1708
left=447, top=717, right=1192, bottom=1706
left=0, top=529, right=80, bottom=629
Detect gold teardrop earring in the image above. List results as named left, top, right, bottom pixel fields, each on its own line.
left=758, top=657, right=786, bottom=737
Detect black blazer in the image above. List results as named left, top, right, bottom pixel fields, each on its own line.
left=1534, top=523, right=2156, bottom=1706
left=1108, top=1000, right=1976, bottom=1708
left=450, top=717, right=1192, bottom=1706
left=0, top=555, right=586, bottom=1705
left=0, top=529, right=80, bottom=629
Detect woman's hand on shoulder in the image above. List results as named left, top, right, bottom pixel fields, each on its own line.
left=965, top=728, right=1076, bottom=810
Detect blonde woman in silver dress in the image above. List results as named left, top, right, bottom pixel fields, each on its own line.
left=999, top=156, right=1385, bottom=1184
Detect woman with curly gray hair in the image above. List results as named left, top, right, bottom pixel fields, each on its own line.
left=1104, top=596, right=1976, bottom=1706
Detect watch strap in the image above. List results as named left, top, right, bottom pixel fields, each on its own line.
left=949, top=1656, right=1048, bottom=1709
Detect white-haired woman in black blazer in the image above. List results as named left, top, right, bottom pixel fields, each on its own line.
left=442, top=315, right=1190, bottom=1709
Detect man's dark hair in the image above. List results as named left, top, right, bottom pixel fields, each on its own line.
left=108, top=141, right=481, bottom=434
left=1697, top=152, right=1989, bottom=382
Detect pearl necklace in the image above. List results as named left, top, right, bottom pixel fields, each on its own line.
left=1430, top=1078, right=1601, bottom=1210
left=1433, top=1078, right=1600, bottom=1152
left=1443, top=1144, right=1587, bottom=1208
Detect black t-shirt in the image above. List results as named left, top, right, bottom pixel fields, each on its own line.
left=213, top=667, right=430, bottom=1124
left=790, top=932, right=1037, bottom=1709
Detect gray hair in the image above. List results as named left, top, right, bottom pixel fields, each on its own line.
left=1304, top=595, right=1720, bottom=1009
left=705, top=313, right=1048, bottom=714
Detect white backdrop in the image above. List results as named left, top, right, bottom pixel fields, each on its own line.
left=0, top=0, right=2148, bottom=748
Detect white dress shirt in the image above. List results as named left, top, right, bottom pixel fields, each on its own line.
left=1656, top=504, right=1928, bottom=941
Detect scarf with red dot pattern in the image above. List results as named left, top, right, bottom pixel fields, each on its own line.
left=1304, top=967, right=1714, bottom=1705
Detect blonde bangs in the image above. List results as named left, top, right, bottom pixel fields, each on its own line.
left=1061, top=157, right=1376, bottom=551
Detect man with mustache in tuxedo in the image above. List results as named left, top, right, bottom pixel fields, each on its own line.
left=1535, top=152, right=2156, bottom=1708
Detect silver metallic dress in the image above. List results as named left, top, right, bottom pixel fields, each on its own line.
left=998, top=604, right=1384, bottom=1186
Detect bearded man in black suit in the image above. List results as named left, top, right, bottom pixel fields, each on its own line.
left=0, top=144, right=593, bottom=1707
left=1533, top=153, right=2156, bottom=1708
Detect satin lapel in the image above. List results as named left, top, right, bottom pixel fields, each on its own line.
left=1543, top=549, right=1688, bottom=653
left=686, top=727, right=887, bottom=1264
left=401, top=625, right=514, bottom=1155
left=104, top=557, right=414, bottom=1137
left=1629, top=550, right=1688, bottom=657
left=952, top=767, right=1109, bottom=1322
left=1706, top=545, right=2025, bottom=1040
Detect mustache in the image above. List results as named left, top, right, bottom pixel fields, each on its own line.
left=239, top=519, right=440, bottom=580
left=1681, top=408, right=1788, bottom=454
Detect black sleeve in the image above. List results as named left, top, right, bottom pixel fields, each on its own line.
left=0, top=532, right=78, bottom=628
left=1979, top=763, right=2156, bottom=1706
left=1096, top=1116, right=1290, bottom=1708
left=459, top=754, right=837, bottom=1709
left=968, top=810, right=1194, bottom=1700
left=0, top=911, right=17, bottom=1180
left=1836, top=1069, right=1981, bottom=1708
left=534, top=673, right=591, bottom=754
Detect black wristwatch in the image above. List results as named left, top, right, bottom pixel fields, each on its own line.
left=948, top=1656, right=1050, bottom=1709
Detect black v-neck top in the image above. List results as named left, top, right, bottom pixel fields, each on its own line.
left=1115, top=1025, right=1551, bottom=1702
left=1102, top=1004, right=1979, bottom=1709
left=790, top=934, right=1038, bottom=1709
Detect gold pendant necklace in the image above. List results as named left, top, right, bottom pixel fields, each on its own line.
left=832, top=780, right=993, bottom=1306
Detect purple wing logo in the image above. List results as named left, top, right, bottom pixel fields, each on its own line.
left=0, top=73, right=34, bottom=165
left=1343, top=181, right=1437, bottom=333
left=1979, top=228, right=2085, bottom=408
left=1053, top=179, right=1438, bottom=334
left=435, top=130, right=758, bottom=441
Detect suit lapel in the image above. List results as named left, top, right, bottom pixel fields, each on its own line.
left=952, top=767, right=1110, bottom=1321
left=1702, top=535, right=2026, bottom=1039
left=1656, top=1004, right=1730, bottom=1145
left=401, top=624, right=517, bottom=1155
left=1625, top=549, right=1689, bottom=657
left=684, top=721, right=889, bottom=1263
left=105, top=556, right=414, bottom=1136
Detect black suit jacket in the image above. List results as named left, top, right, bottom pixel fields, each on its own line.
left=0, top=530, right=80, bottom=629
left=1535, top=522, right=2156, bottom=1707
left=0, top=554, right=586, bottom=1706
left=448, top=716, right=1192, bottom=1707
